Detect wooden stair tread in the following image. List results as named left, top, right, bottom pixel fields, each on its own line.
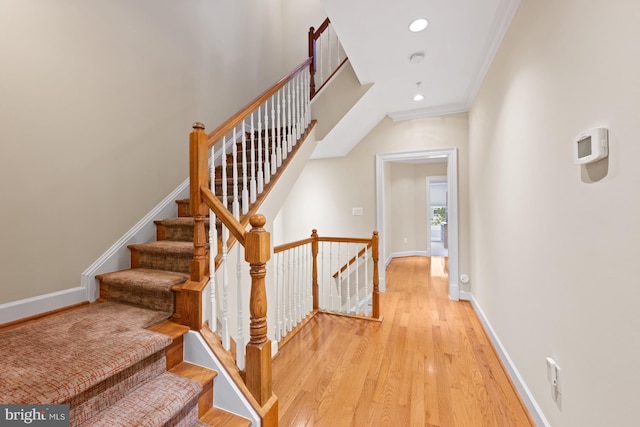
left=147, top=319, right=190, bottom=340
left=169, top=361, right=218, bottom=385
left=200, top=407, right=252, bottom=427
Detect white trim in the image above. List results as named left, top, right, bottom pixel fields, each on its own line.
left=462, top=0, right=521, bottom=110
left=184, top=331, right=260, bottom=427
left=81, top=178, right=190, bottom=302
left=388, top=102, right=468, bottom=122
left=465, top=293, right=550, bottom=427
left=375, top=148, right=460, bottom=301
left=0, top=287, right=86, bottom=325
left=388, top=251, right=428, bottom=259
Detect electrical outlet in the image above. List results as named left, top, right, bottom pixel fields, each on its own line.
left=352, top=207, right=363, bottom=216
left=546, top=357, right=562, bottom=404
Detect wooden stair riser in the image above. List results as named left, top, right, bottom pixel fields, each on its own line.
left=170, top=362, right=217, bottom=418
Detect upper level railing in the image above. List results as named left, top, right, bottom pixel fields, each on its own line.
left=309, top=18, right=347, bottom=99
left=182, top=16, right=346, bottom=427
left=273, top=230, right=381, bottom=343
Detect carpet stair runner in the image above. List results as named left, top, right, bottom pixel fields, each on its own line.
left=0, top=130, right=294, bottom=426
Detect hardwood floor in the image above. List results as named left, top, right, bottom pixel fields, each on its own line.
left=272, top=256, right=534, bottom=427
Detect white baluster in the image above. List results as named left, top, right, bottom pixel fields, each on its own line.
left=252, top=106, right=267, bottom=194
left=287, top=249, right=293, bottom=331
left=241, top=123, right=249, bottom=215
left=261, top=104, right=271, bottom=186
left=295, top=246, right=301, bottom=323
left=296, top=73, right=301, bottom=140
left=250, top=114, right=258, bottom=202
left=286, top=82, right=292, bottom=155
left=346, top=244, right=351, bottom=312
left=278, top=89, right=285, bottom=165
left=232, top=128, right=240, bottom=219
left=291, top=77, right=298, bottom=146
left=328, top=23, right=333, bottom=76
left=221, top=225, right=230, bottom=351
left=221, top=136, right=228, bottom=209
left=209, top=145, right=218, bottom=333
left=236, top=245, right=245, bottom=370
left=355, top=244, right=361, bottom=311
left=364, top=246, right=370, bottom=307
left=275, top=251, right=281, bottom=340
left=337, top=242, right=343, bottom=311
left=318, top=36, right=324, bottom=87
left=271, top=96, right=278, bottom=173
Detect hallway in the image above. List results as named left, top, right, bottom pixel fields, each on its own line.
left=272, top=256, right=533, bottom=426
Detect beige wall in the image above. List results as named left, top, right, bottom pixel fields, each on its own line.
left=281, top=0, right=327, bottom=71
left=469, top=0, right=640, bottom=425
left=278, top=113, right=469, bottom=280
left=0, top=0, right=293, bottom=304
left=387, top=162, right=447, bottom=254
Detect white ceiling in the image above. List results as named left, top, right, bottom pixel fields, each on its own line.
left=320, top=0, right=521, bottom=120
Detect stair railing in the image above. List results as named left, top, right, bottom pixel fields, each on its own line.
left=273, top=229, right=381, bottom=343
left=190, top=123, right=275, bottom=409
left=309, top=18, right=348, bottom=99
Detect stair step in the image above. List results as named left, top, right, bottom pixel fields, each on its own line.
left=80, top=372, right=202, bottom=427
left=128, top=241, right=197, bottom=274
left=148, top=320, right=190, bottom=369
left=170, top=362, right=217, bottom=417
left=97, top=268, right=188, bottom=313
left=156, top=217, right=211, bottom=242
left=200, top=407, right=252, bottom=427
left=0, top=302, right=172, bottom=424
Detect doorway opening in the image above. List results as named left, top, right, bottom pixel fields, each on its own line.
left=427, top=176, right=448, bottom=257
left=375, top=148, right=460, bottom=300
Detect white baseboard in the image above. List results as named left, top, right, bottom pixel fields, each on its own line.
left=81, top=178, right=190, bottom=302
left=464, top=292, right=550, bottom=427
left=388, top=251, right=428, bottom=259
left=0, top=286, right=86, bottom=325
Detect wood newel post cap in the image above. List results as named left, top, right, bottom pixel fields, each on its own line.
left=373, top=231, right=379, bottom=238
left=311, top=229, right=318, bottom=237
left=250, top=214, right=266, bottom=230
left=192, top=122, right=205, bottom=131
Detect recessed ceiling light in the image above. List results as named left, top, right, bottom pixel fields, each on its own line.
left=409, top=52, right=425, bottom=64
left=409, top=18, right=428, bottom=32
left=413, top=94, right=424, bottom=102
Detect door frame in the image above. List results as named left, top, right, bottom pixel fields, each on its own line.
left=375, top=148, right=460, bottom=300
left=426, top=175, right=448, bottom=255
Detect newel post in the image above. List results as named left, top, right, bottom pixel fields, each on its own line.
left=244, top=214, right=273, bottom=405
left=371, top=231, right=380, bottom=319
left=189, top=122, right=209, bottom=283
left=308, top=26, right=316, bottom=97
left=311, top=229, right=319, bottom=310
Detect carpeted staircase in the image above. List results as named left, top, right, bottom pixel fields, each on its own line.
left=0, top=140, right=260, bottom=426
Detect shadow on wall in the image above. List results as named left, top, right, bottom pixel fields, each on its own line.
left=581, top=157, right=608, bottom=183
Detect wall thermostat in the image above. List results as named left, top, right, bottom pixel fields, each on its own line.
left=574, top=127, right=608, bottom=165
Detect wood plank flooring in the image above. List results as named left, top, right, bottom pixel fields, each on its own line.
left=272, top=256, right=534, bottom=427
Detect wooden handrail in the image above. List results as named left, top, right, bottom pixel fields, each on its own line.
left=206, top=58, right=313, bottom=147
left=200, top=186, right=245, bottom=246
left=332, top=242, right=372, bottom=279
left=273, top=237, right=314, bottom=253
